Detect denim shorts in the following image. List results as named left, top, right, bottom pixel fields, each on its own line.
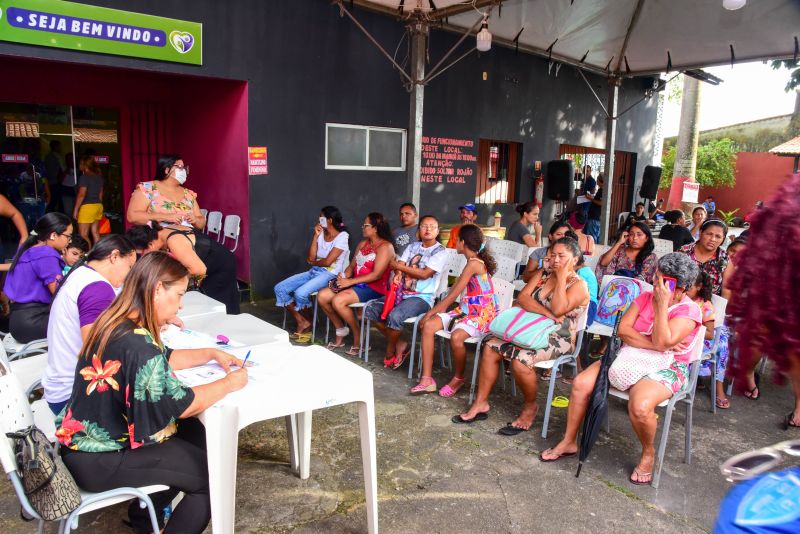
left=351, top=284, right=383, bottom=303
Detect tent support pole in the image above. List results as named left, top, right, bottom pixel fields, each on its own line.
left=406, top=21, right=427, bottom=208
left=600, top=77, right=621, bottom=245
left=576, top=69, right=609, bottom=118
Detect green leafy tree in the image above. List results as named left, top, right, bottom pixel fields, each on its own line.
left=771, top=60, right=800, bottom=91
left=661, top=138, right=737, bottom=188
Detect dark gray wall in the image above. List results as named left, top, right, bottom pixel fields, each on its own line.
left=0, top=0, right=658, bottom=296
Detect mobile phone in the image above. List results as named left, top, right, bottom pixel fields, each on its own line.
left=663, top=276, right=677, bottom=293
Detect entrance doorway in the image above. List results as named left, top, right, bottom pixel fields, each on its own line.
left=0, top=55, right=251, bottom=280
left=559, top=144, right=637, bottom=241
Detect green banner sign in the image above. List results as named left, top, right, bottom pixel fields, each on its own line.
left=0, top=0, right=202, bottom=65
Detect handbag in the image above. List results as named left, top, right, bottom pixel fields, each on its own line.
left=488, top=307, right=559, bottom=350
left=607, top=345, right=674, bottom=391
left=327, top=278, right=344, bottom=294
left=5, top=426, right=81, bottom=521
left=595, top=277, right=644, bottom=328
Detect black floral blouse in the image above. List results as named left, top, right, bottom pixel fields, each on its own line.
left=678, top=242, right=729, bottom=296
left=56, top=320, right=195, bottom=452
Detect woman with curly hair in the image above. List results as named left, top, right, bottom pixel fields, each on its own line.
left=596, top=221, right=657, bottom=284
left=728, top=173, right=800, bottom=428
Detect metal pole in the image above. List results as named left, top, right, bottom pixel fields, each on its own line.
left=600, top=77, right=620, bottom=245
left=406, top=20, right=427, bottom=208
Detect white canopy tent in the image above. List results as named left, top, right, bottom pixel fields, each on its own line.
left=341, top=0, right=800, bottom=240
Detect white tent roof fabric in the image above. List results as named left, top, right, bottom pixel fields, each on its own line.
left=354, top=0, right=800, bottom=76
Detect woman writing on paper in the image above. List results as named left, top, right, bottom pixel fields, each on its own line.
left=57, top=252, right=248, bottom=533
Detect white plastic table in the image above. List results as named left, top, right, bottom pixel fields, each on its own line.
left=178, top=290, right=227, bottom=319
left=180, top=313, right=290, bottom=348
left=197, top=344, right=378, bottom=534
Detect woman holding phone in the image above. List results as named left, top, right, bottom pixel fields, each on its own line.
left=274, top=206, right=349, bottom=342
left=595, top=221, right=657, bottom=284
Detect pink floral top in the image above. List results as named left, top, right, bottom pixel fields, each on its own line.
left=136, top=181, right=198, bottom=223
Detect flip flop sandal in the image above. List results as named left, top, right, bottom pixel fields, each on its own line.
left=345, top=346, right=361, bottom=356
left=498, top=423, right=529, bottom=436
left=451, top=412, right=489, bottom=424
left=391, top=349, right=411, bottom=370
left=629, top=468, right=653, bottom=485
left=744, top=385, right=760, bottom=400
left=539, top=370, right=561, bottom=381
left=410, top=380, right=437, bottom=395
left=438, top=378, right=465, bottom=397
left=383, top=356, right=397, bottom=368
left=326, top=342, right=345, bottom=350
left=294, top=332, right=312, bottom=344
left=716, top=398, right=731, bottom=410
left=538, top=449, right=577, bottom=463
left=784, top=412, right=800, bottom=430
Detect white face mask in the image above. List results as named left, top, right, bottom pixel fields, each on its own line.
left=113, top=285, right=123, bottom=297
left=319, top=217, right=328, bottom=228
left=174, top=168, right=187, bottom=184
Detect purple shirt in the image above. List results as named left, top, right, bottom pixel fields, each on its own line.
left=4, top=246, right=64, bottom=304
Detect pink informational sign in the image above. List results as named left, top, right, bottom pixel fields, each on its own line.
left=1, top=154, right=29, bottom=163
left=248, top=146, right=268, bottom=175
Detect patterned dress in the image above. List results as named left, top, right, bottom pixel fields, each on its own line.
left=56, top=321, right=195, bottom=451
left=486, top=271, right=585, bottom=369
left=444, top=259, right=498, bottom=335
left=136, top=181, right=198, bottom=224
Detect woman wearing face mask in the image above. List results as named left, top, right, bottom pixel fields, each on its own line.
left=596, top=221, right=657, bottom=284
left=43, top=235, right=138, bottom=415
left=4, top=212, right=73, bottom=343
left=126, top=155, right=206, bottom=230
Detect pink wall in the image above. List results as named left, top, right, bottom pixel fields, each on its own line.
left=0, top=55, right=251, bottom=280
left=174, top=81, right=250, bottom=280
left=659, top=152, right=795, bottom=216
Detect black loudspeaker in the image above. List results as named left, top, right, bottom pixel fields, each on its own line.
left=640, top=165, right=662, bottom=199
left=546, top=160, right=575, bottom=201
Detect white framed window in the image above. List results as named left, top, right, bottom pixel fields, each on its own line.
left=325, top=123, right=406, bottom=171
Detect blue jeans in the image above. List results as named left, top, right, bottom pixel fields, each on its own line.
left=48, top=400, right=69, bottom=416
left=365, top=296, right=431, bottom=331
left=585, top=218, right=600, bottom=243
left=274, top=267, right=336, bottom=311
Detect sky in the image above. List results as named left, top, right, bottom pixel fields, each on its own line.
left=661, top=61, right=797, bottom=137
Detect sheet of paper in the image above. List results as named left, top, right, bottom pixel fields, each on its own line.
left=577, top=194, right=592, bottom=205
left=175, top=362, right=229, bottom=387
left=161, top=324, right=244, bottom=350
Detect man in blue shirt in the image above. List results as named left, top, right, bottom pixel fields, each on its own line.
left=703, top=196, right=716, bottom=218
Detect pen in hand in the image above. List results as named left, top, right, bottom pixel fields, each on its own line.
left=241, top=350, right=251, bottom=369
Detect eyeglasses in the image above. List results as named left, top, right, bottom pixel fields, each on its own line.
left=720, top=440, right=800, bottom=481
left=171, top=164, right=190, bottom=175
left=361, top=224, right=373, bottom=228
left=59, top=232, right=73, bottom=242
left=419, top=225, right=438, bottom=230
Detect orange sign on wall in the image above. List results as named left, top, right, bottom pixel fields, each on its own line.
left=248, top=146, right=267, bottom=175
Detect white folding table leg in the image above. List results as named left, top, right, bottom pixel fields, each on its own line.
left=201, top=405, right=240, bottom=534
left=285, top=414, right=299, bottom=474
left=297, top=410, right=313, bottom=480
left=358, top=399, right=379, bottom=534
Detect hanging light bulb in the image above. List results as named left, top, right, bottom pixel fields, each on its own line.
left=722, top=0, right=746, bottom=10
left=476, top=16, right=492, bottom=52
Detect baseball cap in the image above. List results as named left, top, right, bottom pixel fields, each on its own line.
left=458, top=203, right=477, bottom=213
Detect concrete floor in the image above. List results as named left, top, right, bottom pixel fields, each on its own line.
left=1, top=299, right=797, bottom=533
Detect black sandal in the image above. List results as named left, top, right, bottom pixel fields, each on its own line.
left=784, top=412, right=800, bottom=430
left=744, top=385, right=760, bottom=400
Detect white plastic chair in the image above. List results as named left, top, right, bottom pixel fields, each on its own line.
left=607, top=326, right=707, bottom=489
left=592, top=244, right=611, bottom=258
left=702, top=295, right=728, bottom=413
left=535, top=306, right=590, bottom=438
left=583, top=255, right=600, bottom=272
left=221, top=214, right=241, bottom=252
left=2, top=333, right=47, bottom=359
left=0, top=373, right=166, bottom=534
left=206, top=211, right=223, bottom=241
left=487, top=239, right=527, bottom=265
left=199, top=208, right=208, bottom=231
left=652, top=238, right=673, bottom=258
left=491, top=254, right=518, bottom=282
left=617, top=212, right=630, bottom=231
left=443, top=248, right=467, bottom=278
